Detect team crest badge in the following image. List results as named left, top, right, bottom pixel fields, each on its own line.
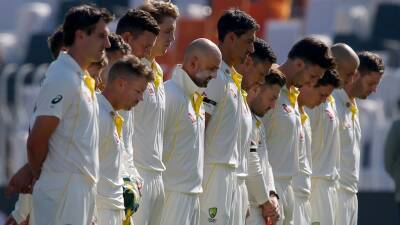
left=209, top=207, right=217, bottom=219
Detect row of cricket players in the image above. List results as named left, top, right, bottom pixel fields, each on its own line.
left=3, top=2, right=385, bottom=225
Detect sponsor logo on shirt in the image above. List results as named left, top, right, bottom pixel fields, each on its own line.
left=113, top=131, right=120, bottom=144
left=208, top=207, right=217, bottom=223
left=300, top=130, right=305, bottom=141
left=148, top=84, right=155, bottom=96
left=343, top=122, right=352, bottom=129
left=51, top=95, right=63, bottom=104
left=230, top=87, right=237, bottom=98
left=325, top=109, right=334, bottom=121
left=188, top=112, right=197, bottom=123
left=282, top=103, right=292, bottom=114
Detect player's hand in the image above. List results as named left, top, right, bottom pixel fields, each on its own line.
left=3, top=215, right=17, bottom=225
left=261, top=196, right=280, bottom=222
left=4, top=164, right=34, bottom=196
left=136, top=180, right=143, bottom=197
left=20, top=215, right=29, bottom=225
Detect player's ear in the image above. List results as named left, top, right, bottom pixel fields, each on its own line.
left=294, top=58, right=305, bottom=70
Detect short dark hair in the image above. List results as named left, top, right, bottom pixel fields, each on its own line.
left=251, top=38, right=276, bottom=64
left=288, top=37, right=335, bottom=69
left=108, top=55, right=154, bottom=83
left=48, top=25, right=64, bottom=59
left=217, top=9, right=259, bottom=42
left=138, top=1, right=179, bottom=24
left=316, top=69, right=340, bottom=88
left=116, top=9, right=160, bottom=37
left=107, top=32, right=131, bottom=54
left=63, top=4, right=113, bottom=47
left=265, top=68, right=286, bottom=87
left=357, top=51, right=385, bottom=75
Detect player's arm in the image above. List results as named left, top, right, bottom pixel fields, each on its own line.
left=203, top=76, right=224, bottom=130
left=27, top=116, right=59, bottom=178
left=5, top=164, right=34, bottom=195
left=247, top=150, right=279, bottom=222
left=27, top=72, right=75, bottom=178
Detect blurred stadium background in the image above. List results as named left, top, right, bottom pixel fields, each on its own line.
left=0, top=0, right=399, bottom=224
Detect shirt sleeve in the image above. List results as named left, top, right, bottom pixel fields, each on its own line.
left=246, top=127, right=270, bottom=205
left=247, top=150, right=270, bottom=205
left=120, top=110, right=142, bottom=182
left=203, top=75, right=225, bottom=116
left=258, top=133, right=276, bottom=193
left=163, top=84, right=184, bottom=162
left=34, top=75, right=76, bottom=120
left=11, top=194, right=32, bottom=224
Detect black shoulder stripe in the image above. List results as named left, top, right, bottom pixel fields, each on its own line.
left=203, top=97, right=217, bottom=106
left=250, top=148, right=257, bottom=152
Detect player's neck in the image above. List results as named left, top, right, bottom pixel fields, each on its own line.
left=218, top=43, right=235, bottom=67
left=67, top=47, right=91, bottom=71
left=278, top=62, right=294, bottom=88
left=102, top=88, right=119, bottom=111
left=343, top=84, right=355, bottom=101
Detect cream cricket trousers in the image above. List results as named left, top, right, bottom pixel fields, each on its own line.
left=199, top=164, right=236, bottom=225
left=97, top=208, right=125, bottom=225
left=275, top=177, right=294, bottom=225
left=132, top=168, right=165, bottom=225
left=335, top=188, right=358, bottom=225
left=160, top=191, right=200, bottom=225
left=31, top=172, right=96, bottom=225
left=310, top=178, right=337, bottom=225
left=231, top=177, right=249, bottom=225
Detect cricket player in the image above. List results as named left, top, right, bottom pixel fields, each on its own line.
left=199, top=9, right=259, bottom=225
left=334, top=51, right=384, bottom=225
left=308, top=44, right=359, bottom=225
left=100, top=32, right=131, bottom=86
left=116, top=9, right=160, bottom=60
left=47, top=25, right=66, bottom=59
left=295, top=69, right=341, bottom=225
left=234, top=37, right=277, bottom=225
left=262, top=37, right=335, bottom=225
left=160, top=38, right=221, bottom=225
left=27, top=5, right=113, bottom=225
left=122, top=2, right=179, bottom=225
left=96, top=56, right=152, bottom=225
left=246, top=68, right=286, bottom=225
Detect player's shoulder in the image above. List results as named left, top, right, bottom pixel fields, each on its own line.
left=44, top=59, right=79, bottom=87
left=164, top=80, right=186, bottom=103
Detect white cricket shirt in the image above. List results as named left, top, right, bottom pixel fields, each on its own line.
left=96, top=94, right=124, bottom=210
left=163, top=65, right=205, bottom=194
left=262, top=86, right=302, bottom=178
left=33, top=52, right=99, bottom=183
left=203, top=61, right=242, bottom=167
left=307, top=98, right=340, bottom=180
left=333, top=89, right=362, bottom=193
left=132, top=59, right=166, bottom=172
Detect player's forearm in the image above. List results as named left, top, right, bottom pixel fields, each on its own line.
left=27, top=138, right=49, bottom=177
left=247, top=152, right=269, bottom=204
